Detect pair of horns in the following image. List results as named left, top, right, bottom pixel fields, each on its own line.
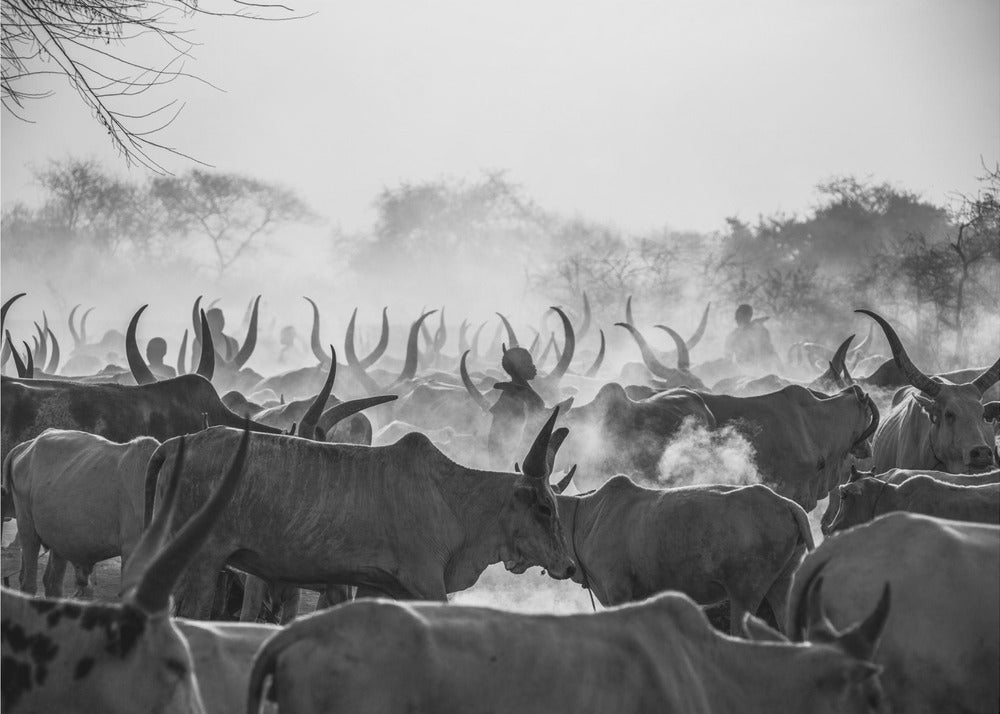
left=344, top=306, right=390, bottom=370
left=520, top=407, right=565, bottom=480
left=67, top=304, right=95, bottom=347
left=124, top=421, right=251, bottom=614
left=127, top=305, right=214, bottom=385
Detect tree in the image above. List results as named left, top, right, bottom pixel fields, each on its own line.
left=151, top=169, right=315, bottom=275
left=1, top=0, right=297, bottom=171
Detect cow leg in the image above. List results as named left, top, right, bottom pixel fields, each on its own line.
left=17, top=529, right=42, bottom=595
left=316, top=584, right=354, bottom=610
left=72, top=563, right=95, bottom=599
left=240, top=575, right=269, bottom=622
left=42, top=554, right=68, bottom=598
left=278, top=586, right=301, bottom=625
left=174, top=554, right=229, bottom=619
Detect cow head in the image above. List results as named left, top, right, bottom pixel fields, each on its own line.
left=1, top=423, right=250, bottom=713
left=858, top=310, right=999, bottom=473
left=824, top=476, right=888, bottom=534
left=501, top=407, right=576, bottom=580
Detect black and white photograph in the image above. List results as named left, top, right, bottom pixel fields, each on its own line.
left=1, top=1, right=998, bottom=712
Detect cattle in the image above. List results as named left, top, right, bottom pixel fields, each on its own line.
left=849, top=465, right=1000, bottom=486
left=788, top=513, right=999, bottom=714
left=0, top=420, right=251, bottom=713
left=695, top=384, right=879, bottom=512
left=145, top=408, right=576, bottom=618
left=555, top=475, right=813, bottom=632
left=247, top=583, right=890, bottom=714
left=825, top=474, right=1000, bottom=532
left=2, top=430, right=159, bottom=598
left=858, top=309, right=999, bottom=473
left=1, top=374, right=280, bottom=462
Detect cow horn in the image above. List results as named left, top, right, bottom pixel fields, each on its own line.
left=304, top=297, right=330, bottom=366
left=317, top=394, right=398, bottom=435
left=625, top=295, right=634, bottom=326
left=578, top=292, right=591, bottom=341
left=460, top=350, right=491, bottom=412
left=190, top=296, right=203, bottom=371
left=686, top=303, right=711, bottom=350
left=231, top=295, right=261, bottom=369
left=856, top=309, right=940, bottom=397
left=126, top=305, right=158, bottom=386
left=433, top=307, right=447, bottom=352
left=196, top=309, right=216, bottom=382
left=547, top=427, right=569, bottom=474
left=841, top=358, right=855, bottom=386
left=836, top=584, right=891, bottom=661
left=585, top=329, right=606, bottom=378
left=539, top=333, right=555, bottom=364
left=653, top=324, right=690, bottom=371
left=458, top=319, right=471, bottom=354
left=856, top=395, right=880, bottom=445
left=850, top=322, right=874, bottom=355
left=176, top=329, right=189, bottom=376
left=344, top=308, right=363, bottom=369
left=363, top=308, right=390, bottom=368
left=7, top=332, right=28, bottom=378
left=971, top=357, right=1000, bottom=396
left=1, top=293, right=26, bottom=337
left=522, top=406, right=562, bottom=480
left=495, top=312, right=519, bottom=348
left=470, top=320, right=487, bottom=361
left=831, top=335, right=854, bottom=377
left=615, top=322, right=675, bottom=379
left=67, top=304, right=81, bottom=346
left=132, top=422, right=251, bottom=614
left=548, top=306, right=575, bottom=381
left=44, top=327, right=60, bottom=375
left=22, top=341, right=34, bottom=378
left=33, top=321, right=47, bottom=370
left=553, top=465, right=577, bottom=494
left=394, top=310, right=438, bottom=385
left=299, top=346, right=336, bottom=439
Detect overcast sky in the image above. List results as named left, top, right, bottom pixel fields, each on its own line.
left=2, top=0, right=997, bottom=234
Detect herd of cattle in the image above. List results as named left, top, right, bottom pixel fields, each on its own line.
left=1, top=291, right=997, bottom=713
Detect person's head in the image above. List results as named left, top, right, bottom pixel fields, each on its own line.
left=501, top=346, right=537, bottom=382
left=206, top=307, right=226, bottom=334
left=146, top=337, right=168, bottom=365
left=735, top=304, right=753, bottom=327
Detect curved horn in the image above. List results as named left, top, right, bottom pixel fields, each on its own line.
left=522, top=407, right=562, bottom=479
left=344, top=308, right=363, bottom=369
left=539, top=333, right=555, bottom=364
left=67, top=304, right=81, bottom=346
left=394, top=310, right=438, bottom=385
left=1, top=293, right=26, bottom=337
left=190, top=296, right=203, bottom=371
left=132, top=422, right=251, bottom=614
left=317, top=394, right=398, bottom=435
left=196, top=309, right=216, bottom=382
left=831, top=335, right=854, bottom=376
left=433, top=307, right=447, bottom=352
left=471, top=320, right=487, bottom=361
left=553, top=465, right=577, bottom=494
left=458, top=319, right=471, bottom=354
left=299, top=346, right=336, bottom=440
left=487, top=321, right=503, bottom=358
left=856, top=395, right=880, bottom=445
left=495, top=312, right=519, bottom=348
left=972, top=357, right=1000, bottom=396
left=23, top=341, right=34, bottom=378
left=548, top=306, right=575, bottom=381
left=79, top=307, right=94, bottom=345
left=625, top=295, right=634, bottom=326
left=686, top=302, right=711, bottom=350
left=578, top=292, right=591, bottom=341
left=359, top=308, right=390, bottom=369
left=44, top=327, right=60, bottom=375
left=126, top=305, right=158, bottom=386
left=653, top=324, right=690, bottom=371
left=304, top=297, right=330, bottom=365
left=460, top=350, right=491, bottom=412
left=855, top=309, right=939, bottom=397
left=232, top=295, right=260, bottom=369
left=7, top=332, right=28, bottom=378
left=176, top=329, right=189, bottom=376
left=584, top=329, right=606, bottom=378
left=615, top=322, right=676, bottom=379
left=33, top=321, right=47, bottom=370
left=849, top=321, right=874, bottom=355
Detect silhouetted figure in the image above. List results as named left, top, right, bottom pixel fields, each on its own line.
left=206, top=307, right=240, bottom=362
left=279, top=325, right=300, bottom=364
left=488, top=346, right=545, bottom=467
left=724, top=304, right=781, bottom=372
left=146, top=337, right=177, bottom=380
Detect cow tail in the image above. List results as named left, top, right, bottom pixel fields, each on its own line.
left=246, top=629, right=290, bottom=714
left=790, top=501, right=815, bottom=551
left=143, top=444, right=168, bottom=528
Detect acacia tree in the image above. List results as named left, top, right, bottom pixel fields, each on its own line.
left=151, top=169, right=315, bottom=275
left=1, top=0, right=297, bottom=171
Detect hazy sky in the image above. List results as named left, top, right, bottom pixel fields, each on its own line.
left=2, top=0, right=997, bottom=234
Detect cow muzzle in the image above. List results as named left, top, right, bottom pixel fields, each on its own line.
left=967, top=446, right=996, bottom=472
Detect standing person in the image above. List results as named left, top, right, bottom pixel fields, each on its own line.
left=488, top=346, right=545, bottom=468
left=724, top=304, right=781, bottom=372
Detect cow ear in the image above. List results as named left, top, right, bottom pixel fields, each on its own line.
left=740, top=613, right=788, bottom=643
left=913, top=393, right=938, bottom=420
